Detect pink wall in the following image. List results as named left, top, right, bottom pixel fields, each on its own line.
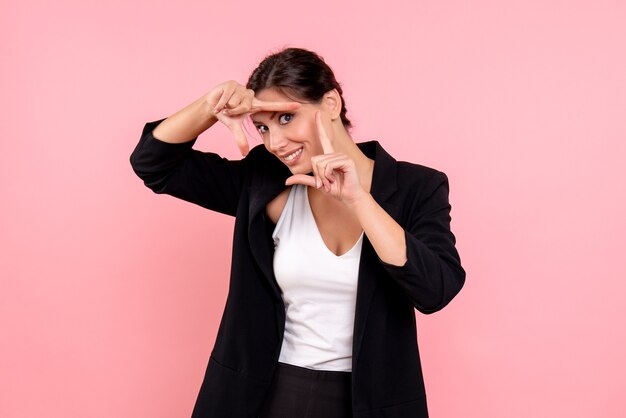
left=2, top=0, right=625, bottom=417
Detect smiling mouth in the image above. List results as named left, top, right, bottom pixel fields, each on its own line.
left=282, top=148, right=303, bottom=162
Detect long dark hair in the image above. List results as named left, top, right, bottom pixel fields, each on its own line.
left=246, top=47, right=352, bottom=129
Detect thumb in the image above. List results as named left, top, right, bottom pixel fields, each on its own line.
left=216, top=111, right=250, bottom=156
left=229, top=121, right=250, bottom=156
left=285, top=174, right=316, bottom=187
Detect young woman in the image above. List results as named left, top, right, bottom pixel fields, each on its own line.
left=130, top=47, right=466, bottom=418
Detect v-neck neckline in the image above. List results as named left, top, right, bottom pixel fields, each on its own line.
left=304, top=185, right=364, bottom=258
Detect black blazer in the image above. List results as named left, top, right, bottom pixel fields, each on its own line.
left=130, top=118, right=466, bottom=418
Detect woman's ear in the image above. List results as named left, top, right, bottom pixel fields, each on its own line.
left=322, top=89, right=342, bottom=121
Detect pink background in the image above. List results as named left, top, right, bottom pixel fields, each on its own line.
left=2, top=0, right=625, bottom=417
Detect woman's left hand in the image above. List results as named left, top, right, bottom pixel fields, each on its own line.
left=285, top=111, right=368, bottom=207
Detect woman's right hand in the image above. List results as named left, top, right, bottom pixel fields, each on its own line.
left=205, top=80, right=301, bottom=156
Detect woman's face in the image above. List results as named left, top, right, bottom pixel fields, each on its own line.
left=251, top=88, right=325, bottom=175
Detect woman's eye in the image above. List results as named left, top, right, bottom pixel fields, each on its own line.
left=278, top=113, right=293, bottom=124
left=255, top=114, right=291, bottom=134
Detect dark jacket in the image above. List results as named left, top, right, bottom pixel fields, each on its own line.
left=130, top=118, right=466, bottom=418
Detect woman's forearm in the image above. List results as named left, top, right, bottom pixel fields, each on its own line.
left=349, top=193, right=408, bottom=266
left=151, top=93, right=218, bottom=144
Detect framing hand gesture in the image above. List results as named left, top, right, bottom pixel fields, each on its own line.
left=208, top=81, right=302, bottom=156
left=285, top=111, right=367, bottom=206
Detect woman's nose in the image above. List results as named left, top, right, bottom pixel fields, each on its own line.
left=268, top=130, right=288, bottom=152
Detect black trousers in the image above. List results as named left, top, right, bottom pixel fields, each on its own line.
left=257, top=362, right=352, bottom=418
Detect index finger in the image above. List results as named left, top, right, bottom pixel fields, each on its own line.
left=250, top=97, right=302, bottom=113
left=315, top=111, right=334, bottom=154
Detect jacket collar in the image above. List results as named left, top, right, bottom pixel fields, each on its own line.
left=361, top=140, right=398, bottom=203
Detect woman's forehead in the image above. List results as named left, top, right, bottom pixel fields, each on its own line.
left=255, top=88, right=290, bottom=101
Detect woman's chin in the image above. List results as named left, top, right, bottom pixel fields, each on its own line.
left=285, top=162, right=312, bottom=175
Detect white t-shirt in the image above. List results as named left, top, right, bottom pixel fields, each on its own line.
left=272, top=184, right=363, bottom=372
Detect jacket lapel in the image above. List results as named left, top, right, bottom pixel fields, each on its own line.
left=351, top=142, right=401, bottom=367
left=248, top=150, right=290, bottom=301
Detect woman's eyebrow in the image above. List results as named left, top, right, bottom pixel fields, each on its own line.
left=252, top=112, right=277, bottom=124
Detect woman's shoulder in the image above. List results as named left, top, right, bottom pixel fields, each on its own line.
left=394, top=162, right=449, bottom=210
left=396, top=160, right=448, bottom=185
left=361, top=140, right=446, bottom=182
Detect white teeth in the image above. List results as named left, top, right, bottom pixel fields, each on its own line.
left=284, top=148, right=302, bottom=161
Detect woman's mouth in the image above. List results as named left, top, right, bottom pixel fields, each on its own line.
left=282, top=148, right=303, bottom=165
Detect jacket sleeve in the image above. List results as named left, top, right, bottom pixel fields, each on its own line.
left=379, top=170, right=466, bottom=314
left=129, top=118, right=247, bottom=216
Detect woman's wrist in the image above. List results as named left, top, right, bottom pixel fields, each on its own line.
left=152, top=94, right=219, bottom=144
left=343, top=190, right=374, bottom=212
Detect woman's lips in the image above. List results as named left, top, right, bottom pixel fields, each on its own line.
left=282, top=147, right=303, bottom=165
